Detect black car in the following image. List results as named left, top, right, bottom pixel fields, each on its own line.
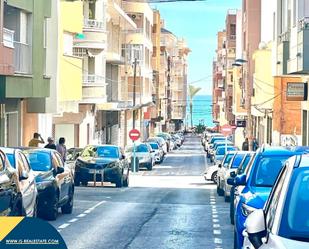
left=75, top=145, right=129, bottom=188
left=23, top=149, right=75, bottom=220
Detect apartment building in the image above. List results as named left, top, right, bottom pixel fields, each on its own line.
left=123, top=2, right=154, bottom=142
left=0, top=0, right=51, bottom=146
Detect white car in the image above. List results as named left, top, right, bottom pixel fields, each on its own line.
left=125, top=143, right=154, bottom=171
left=243, top=154, right=309, bottom=249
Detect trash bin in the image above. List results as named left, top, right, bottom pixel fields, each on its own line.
left=131, top=156, right=139, bottom=172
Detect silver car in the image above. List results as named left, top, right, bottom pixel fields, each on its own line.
left=244, top=154, right=309, bottom=249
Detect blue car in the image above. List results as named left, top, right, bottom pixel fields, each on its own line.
left=231, top=146, right=309, bottom=249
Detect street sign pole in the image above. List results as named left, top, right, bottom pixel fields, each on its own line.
left=133, top=140, right=137, bottom=172
left=225, top=136, right=227, bottom=154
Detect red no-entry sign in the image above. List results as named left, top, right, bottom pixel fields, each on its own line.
left=221, top=124, right=233, bottom=137
left=129, top=129, right=140, bottom=141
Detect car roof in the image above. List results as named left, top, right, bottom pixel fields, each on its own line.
left=0, top=147, right=17, bottom=154
left=297, top=154, right=309, bottom=168
left=258, top=146, right=309, bottom=156
left=86, top=144, right=119, bottom=148
left=22, top=148, right=53, bottom=154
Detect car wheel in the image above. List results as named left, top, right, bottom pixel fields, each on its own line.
left=74, top=174, right=80, bottom=186
left=211, top=171, right=218, bottom=184
left=115, top=175, right=123, bottom=188
left=147, top=163, right=153, bottom=171
left=45, top=195, right=58, bottom=221
left=123, top=174, right=129, bottom=187
left=61, top=187, right=74, bottom=214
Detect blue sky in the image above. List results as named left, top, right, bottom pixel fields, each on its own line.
left=151, top=0, right=241, bottom=95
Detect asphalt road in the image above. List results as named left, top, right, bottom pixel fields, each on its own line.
left=50, top=135, right=233, bottom=249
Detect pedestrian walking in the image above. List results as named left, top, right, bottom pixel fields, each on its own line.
left=253, top=138, right=259, bottom=151
left=56, top=137, right=67, bottom=162
left=28, top=133, right=45, bottom=147
left=242, top=138, right=249, bottom=151
left=44, top=137, right=56, bottom=150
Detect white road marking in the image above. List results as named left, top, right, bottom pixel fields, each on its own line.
left=68, top=218, right=78, bottom=223
left=77, top=213, right=86, bottom=218
left=214, top=238, right=222, bottom=244
left=213, top=230, right=221, bottom=235
left=213, top=219, right=219, bottom=223
left=84, top=209, right=93, bottom=214
left=210, top=201, right=216, bottom=205
left=58, top=223, right=70, bottom=229
left=212, top=214, right=218, bottom=218
left=213, top=224, right=220, bottom=228
left=57, top=229, right=61, bottom=233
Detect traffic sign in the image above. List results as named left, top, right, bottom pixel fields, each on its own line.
left=129, top=129, right=140, bottom=141
left=221, top=124, right=233, bottom=136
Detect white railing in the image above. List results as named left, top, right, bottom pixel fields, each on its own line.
left=130, top=28, right=143, bottom=34
left=83, top=74, right=105, bottom=85
left=84, top=19, right=105, bottom=30
left=3, top=28, right=14, bottom=48
left=14, top=41, right=32, bottom=74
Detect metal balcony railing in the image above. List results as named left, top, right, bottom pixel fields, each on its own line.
left=3, top=28, right=14, bottom=48
left=278, top=31, right=290, bottom=42
left=84, top=19, right=105, bottom=31
left=298, top=17, right=309, bottom=31
left=83, top=74, right=105, bottom=85
left=14, top=42, right=32, bottom=74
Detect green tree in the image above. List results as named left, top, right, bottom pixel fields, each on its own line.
left=189, top=85, right=201, bottom=128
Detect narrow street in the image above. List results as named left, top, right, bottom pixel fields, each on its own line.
left=50, top=135, right=233, bottom=249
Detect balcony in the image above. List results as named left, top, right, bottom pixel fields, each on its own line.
left=74, top=19, right=107, bottom=51
left=287, top=18, right=309, bottom=74
left=83, top=19, right=105, bottom=31
left=82, top=74, right=107, bottom=104
left=13, top=42, right=32, bottom=74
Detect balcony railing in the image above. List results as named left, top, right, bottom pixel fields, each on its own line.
left=278, top=31, right=290, bottom=43
left=3, top=28, right=14, bottom=48
left=83, top=74, right=105, bottom=85
left=298, top=17, right=309, bottom=31
left=84, top=19, right=105, bottom=31
left=129, top=28, right=143, bottom=34
left=14, top=42, right=32, bottom=74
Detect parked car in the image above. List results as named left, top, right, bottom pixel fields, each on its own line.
left=229, top=152, right=256, bottom=225
left=213, top=145, right=238, bottom=164
left=125, top=143, right=154, bottom=170
left=22, top=148, right=75, bottom=220
left=204, top=151, right=237, bottom=184
left=75, top=145, right=129, bottom=187
left=204, top=133, right=224, bottom=152
left=229, top=146, right=309, bottom=249
left=207, top=136, right=226, bottom=157
left=209, top=140, right=234, bottom=160
left=2, top=147, right=38, bottom=217
left=66, top=147, right=83, bottom=177
left=156, top=133, right=172, bottom=151
left=172, top=134, right=182, bottom=147
left=244, top=154, right=309, bottom=249
left=147, top=137, right=168, bottom=155
left=146, top=142, right=164, bottom=163
left=217, top=151, right=249, bottom=201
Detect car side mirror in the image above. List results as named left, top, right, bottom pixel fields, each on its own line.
left=122, top=155, right=125, bottom=160
left=246, top=209, right=267, bottom=249
left=19, top=170, right=29, bottom=181
left=230, top=171, right=236, bottom=178
left=227, top=177, right=235, bottom=186
left=56, top=167, right=64, bottom=174
left=235, top=174, right=246, bottom=186
left=218, top=164, right=222, bottom=168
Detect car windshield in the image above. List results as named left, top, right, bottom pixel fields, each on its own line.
left=149, top=143, right=159, bottom=150
left=216, top=147, right=236, bottom=155
left=27, top=151, right=51, bottom=171
left=96, top=147, right=119, bottom=158
left=222, top=153, right=235, bottom=165
left=238, top=154, right=253, bottom=174
left=6, top=154, right=15, bottom=167
left=279, top=168, right=309, bottom=242
left=126, top=144, right=149, bottom=153
left=231, top=153, right=246, bottom=169
left=251, top=155, right=290, bottom=187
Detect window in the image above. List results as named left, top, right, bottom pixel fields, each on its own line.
left=63, top=32, right=73, bottom=56
left=52, top=153, right=62, bottom=170
left=230, top=24, right=236, bottom=36
left=27, top=151, right=52, bottom=171
left=265, top=165, right=288, bottom=231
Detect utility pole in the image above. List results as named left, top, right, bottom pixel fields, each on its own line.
left=133, top=57, right=137, bottom=129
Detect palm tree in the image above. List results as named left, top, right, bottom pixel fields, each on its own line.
left=188, top=85, right=201, bottom=128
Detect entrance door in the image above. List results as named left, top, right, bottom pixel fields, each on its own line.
left=5, top=112, right=18, bottom=147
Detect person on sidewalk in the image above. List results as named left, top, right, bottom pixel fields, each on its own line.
left=252, top=137, right=259, bottom=151
left=242, top=138, right=249, bottom=151
left=56, top=137, right=67, bottom=162
left=44, top=137, right=56, bottom=150
left=28, top=133, right=45, bottom=147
